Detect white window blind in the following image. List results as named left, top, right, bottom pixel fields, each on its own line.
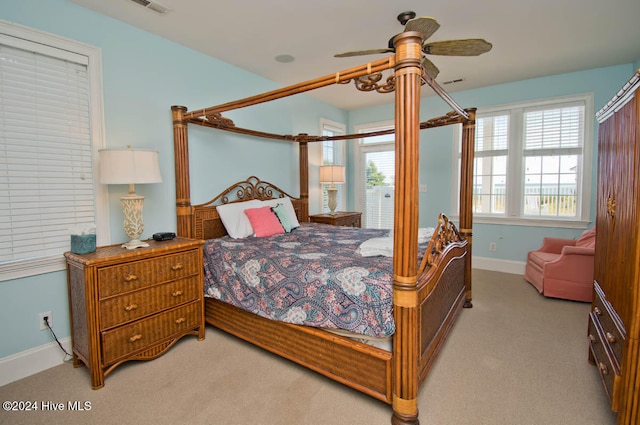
left=0, top=41, right=94, bottom=264
left=524, top=104, right=583, bottom=151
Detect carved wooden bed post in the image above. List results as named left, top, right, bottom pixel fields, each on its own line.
left=459, top=109, right=476, bottom=307
left=298, top=140, right=309, bottom=221
left=172, top=105, right=194, bottom=238
left=391, top=31, right=423, bottom=425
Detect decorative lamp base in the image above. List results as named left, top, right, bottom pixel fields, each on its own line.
left=327, top=187, right=338, bottom=215
left=121, top=193, right=147, bottom=249
left=121, top=239, right=150, bottom=250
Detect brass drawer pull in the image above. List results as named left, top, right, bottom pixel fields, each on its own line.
left=129, top=334, right=143, bottom=343
left=598, top=362, right=609, bottom=375
left=124, top=274, right=138, bottom=282
left=593, top=306, right=602, bottom=316
left=171, top=263, right=184, bottom=271
left=588, top=334, right=597, bottom=343
left=606, top=332, right=617, bottom=343
left=175, top=317, right=186, bottom=324
left=124, top=303, right=138, bottom=312
left=172, top=290, right=184, bottom=297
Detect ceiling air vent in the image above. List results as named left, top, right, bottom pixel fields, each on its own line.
left=129, top=0, right=169, bottom=14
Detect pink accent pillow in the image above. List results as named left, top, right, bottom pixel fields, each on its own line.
left=244, top=206, right=285, bottom=237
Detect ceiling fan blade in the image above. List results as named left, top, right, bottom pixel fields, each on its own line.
left=423, top=39, right=492, bottom=56
left=334, top=48, right=394, bottom=58
left=421, top=57, right=440, bottom=79
left=404, top=16, right=440, bottom=42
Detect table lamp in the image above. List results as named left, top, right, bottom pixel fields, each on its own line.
left=99, top=148, right=162, bottom=249
left=319, top=165, right=345, bottom=215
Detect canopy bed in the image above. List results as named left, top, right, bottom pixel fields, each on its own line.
left=171, top=32, right=476, bottom=425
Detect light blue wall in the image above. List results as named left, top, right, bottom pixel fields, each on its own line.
left=0, top=0, right=346, bottom=358
left=349, top=63, right=636, bottom=262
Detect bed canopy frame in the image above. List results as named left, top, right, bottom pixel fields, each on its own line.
left=171, top=32, right=476, bottom=425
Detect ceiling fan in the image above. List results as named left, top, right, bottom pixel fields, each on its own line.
left=334, top=11, right=492, bottom=79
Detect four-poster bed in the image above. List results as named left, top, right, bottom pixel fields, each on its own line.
left=171, top=32, right=476, bottom=425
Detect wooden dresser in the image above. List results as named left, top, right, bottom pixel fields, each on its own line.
left=65, top=237, right=205, bottom=389
left=588, top=70, right=640, bottom=424
left=309, top=211, right=362, bottom=227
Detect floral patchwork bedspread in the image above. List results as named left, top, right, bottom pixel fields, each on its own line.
left=202, top=223, right=397, bottom=338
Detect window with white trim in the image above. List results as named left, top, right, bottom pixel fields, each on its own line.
left=456, top=94, right=593, bottom=226
left=0, top=22, right=106, bottom=281
left=320, top=119, right=345, bottom=213
left=354, top=121, right=395, bottom=229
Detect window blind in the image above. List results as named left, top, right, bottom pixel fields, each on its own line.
left=524, top=104, right=584, bottom=151
left=0, top=42, right=94, bottom=263
left=476, top=113, right=509, bottom=153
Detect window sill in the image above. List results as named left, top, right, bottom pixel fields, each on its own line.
left=450, top=215, right=591, bottom=229
left=0, top=256, right=66, bottom=282
left=452, top=215, right=591, bottom=229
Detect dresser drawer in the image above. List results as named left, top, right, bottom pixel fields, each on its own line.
left=99, top=276, right=200, bottom=330
left=588, top=312, right=620, bottom=406
left=98, top=251, right=200, bottom=298
left=592, top=285, right=625, bottom=363
left=101, top=301, right=200, bottom=366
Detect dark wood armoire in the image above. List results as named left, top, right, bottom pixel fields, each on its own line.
left=588, top=70, right=640, bottom=425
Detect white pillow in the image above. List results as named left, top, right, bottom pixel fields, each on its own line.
left=216, top=200, right=263, bottom=238
left=261, top=197, right=300, bottom=229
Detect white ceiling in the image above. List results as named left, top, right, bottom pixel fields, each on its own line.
left=69, top=0, right=640, bottom=111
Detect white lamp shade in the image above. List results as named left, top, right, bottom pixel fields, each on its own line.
left=319, top=165, right=345, bottom=184
left=99, top=149, right=162, bottom=185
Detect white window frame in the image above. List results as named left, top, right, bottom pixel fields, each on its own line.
left=354, top=120, right=395, bottom=228
left=453, top=94, right=593, bottom=228
left=0, top=20, right=108, bottom=281
left=319, top=118, right=346, bottom=213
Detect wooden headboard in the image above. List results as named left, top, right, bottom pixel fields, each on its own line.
left=191, top=176, right=305, bottom=240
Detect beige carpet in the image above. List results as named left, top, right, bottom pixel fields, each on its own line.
left=0, top=270, right=617, bottom=425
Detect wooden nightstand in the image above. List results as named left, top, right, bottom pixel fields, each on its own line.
left=65, top=237, right=205, bottom=389
left=309, top=211, right=362, bottom=228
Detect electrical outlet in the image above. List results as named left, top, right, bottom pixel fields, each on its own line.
left=39, top=311, right=52, bottom=331
left=489, top=242, right=497, bottom=252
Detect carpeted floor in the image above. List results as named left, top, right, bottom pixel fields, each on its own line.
left=0, top=269, right=617, bottom=425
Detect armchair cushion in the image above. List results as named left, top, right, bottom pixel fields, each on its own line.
left=575, top=227, right=596, bottom=248
left=524, top=227, right=595, bottom=302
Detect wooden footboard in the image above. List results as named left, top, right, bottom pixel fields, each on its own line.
left=203, top=237, right=468, bottom=406
left=417, top=243, right=467, bottom=385
left=205, top=297, right=394, bottom=403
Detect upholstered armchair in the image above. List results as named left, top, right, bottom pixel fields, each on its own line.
left=524, top=227, right=596, bottom=302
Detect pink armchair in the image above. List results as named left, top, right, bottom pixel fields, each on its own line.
left=524, top=227, right=596, bottom=302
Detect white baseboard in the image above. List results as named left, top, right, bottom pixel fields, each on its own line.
left=473, top=256, right=526, bottom=275
left=0, top=337, right=71, bottom=387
